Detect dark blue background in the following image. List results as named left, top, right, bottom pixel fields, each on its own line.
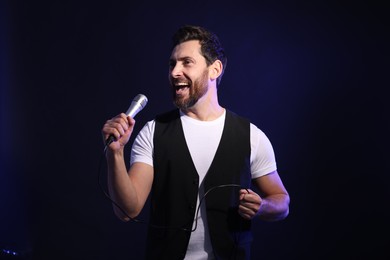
left=1, top=1, right=388, bottom=259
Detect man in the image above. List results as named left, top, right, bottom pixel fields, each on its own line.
left=102, top=25, right=290, bottom=260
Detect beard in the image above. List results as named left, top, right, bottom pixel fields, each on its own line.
left=172, top=69, right=209, bottom=110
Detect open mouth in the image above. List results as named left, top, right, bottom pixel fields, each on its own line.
left=173, top=81, right=190, bottom=92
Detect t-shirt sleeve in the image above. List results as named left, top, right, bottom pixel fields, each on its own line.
left=250, top=123, right=277, bottom=179
left=130, top=120, right=155, bottom=167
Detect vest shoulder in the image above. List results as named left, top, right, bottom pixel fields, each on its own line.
left=226, top=109, right=250, bottom=124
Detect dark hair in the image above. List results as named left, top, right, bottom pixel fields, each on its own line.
left=171, top=25, right=227, bottom=86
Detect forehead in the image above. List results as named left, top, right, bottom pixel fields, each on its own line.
left=170, top=40, right=203, bottom=60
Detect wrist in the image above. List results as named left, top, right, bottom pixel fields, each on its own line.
left=105, top=147, right=125, bottom=160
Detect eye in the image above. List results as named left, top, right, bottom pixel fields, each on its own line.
left=183, top=59, right=193, bottom=66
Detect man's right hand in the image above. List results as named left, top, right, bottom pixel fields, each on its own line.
left=102, top=113, right=135, bottom=151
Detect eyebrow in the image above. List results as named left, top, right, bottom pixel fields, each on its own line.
left=169, top=56, right=194, bottom=62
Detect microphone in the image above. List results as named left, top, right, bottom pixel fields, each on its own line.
left=105, top=94, right=148, bottom=146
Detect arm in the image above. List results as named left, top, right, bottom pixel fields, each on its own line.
left=238, top=170, right=290, bottom=221
left=102, top=113, right=154, bottom=221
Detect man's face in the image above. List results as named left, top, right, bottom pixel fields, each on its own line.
left=169, top=40, right=210, bottom=110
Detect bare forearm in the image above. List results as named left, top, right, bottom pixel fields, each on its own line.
left=257, top=194, right=290, bottom=221
left=106, top=149, right=140, bottom=221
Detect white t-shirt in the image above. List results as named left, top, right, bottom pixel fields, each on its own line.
left=130, top=110, right=277, bottom=260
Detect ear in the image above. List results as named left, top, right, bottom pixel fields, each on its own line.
left=209, top=60, right=223, bottom=81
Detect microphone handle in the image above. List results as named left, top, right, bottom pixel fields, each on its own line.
left=105, top=135, right=116, bottom=146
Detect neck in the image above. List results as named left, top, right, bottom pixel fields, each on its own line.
left=181, top=91, right=224, bottom=121
left=183, top=105, right=224, bottom=121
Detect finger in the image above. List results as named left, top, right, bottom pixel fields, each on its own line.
left=112, top=121, right=127, bottom=136
left=110, top=113, right=129, bottom=126
left=240, top=194, right=260, bottom=209
left=238, top=205, right=254, bottom=220
left=239, top=200, right=258, bottom=211
left=104, top=117, right=126, bottom=137
left=103, top=127, right=121, bottom=142
left=102, top=121, right=116, bottom=136
left=118, top=112, right=129, bottom=121
left=112, top=114, right=132, bottom=131
left=117, top=119, right=130, bottom=132
left=239, top=188, right=250, bottom=199
left=126, top=115, right=136, bottom=126
left=239, top=204, right=258, bottom=217
left=240, top=192, right=253, bottom=203
left=117, top=114, right=137, bottom=132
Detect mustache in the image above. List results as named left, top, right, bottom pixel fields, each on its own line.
left=171, top=77, right=191, bottom=86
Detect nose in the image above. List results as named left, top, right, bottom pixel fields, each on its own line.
left=170, top=63, right=183, bottom=79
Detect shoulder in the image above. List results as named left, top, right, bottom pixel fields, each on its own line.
left=249, top=123, right=275, bottom=154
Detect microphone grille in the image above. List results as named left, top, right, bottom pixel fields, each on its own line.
left=134, top=94, right=148, bottom=108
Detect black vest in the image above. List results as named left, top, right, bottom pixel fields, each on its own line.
left=146, top=109, right=252, bottom=260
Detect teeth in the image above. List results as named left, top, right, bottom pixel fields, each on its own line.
left=176, top=82, right=188, bottom=86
